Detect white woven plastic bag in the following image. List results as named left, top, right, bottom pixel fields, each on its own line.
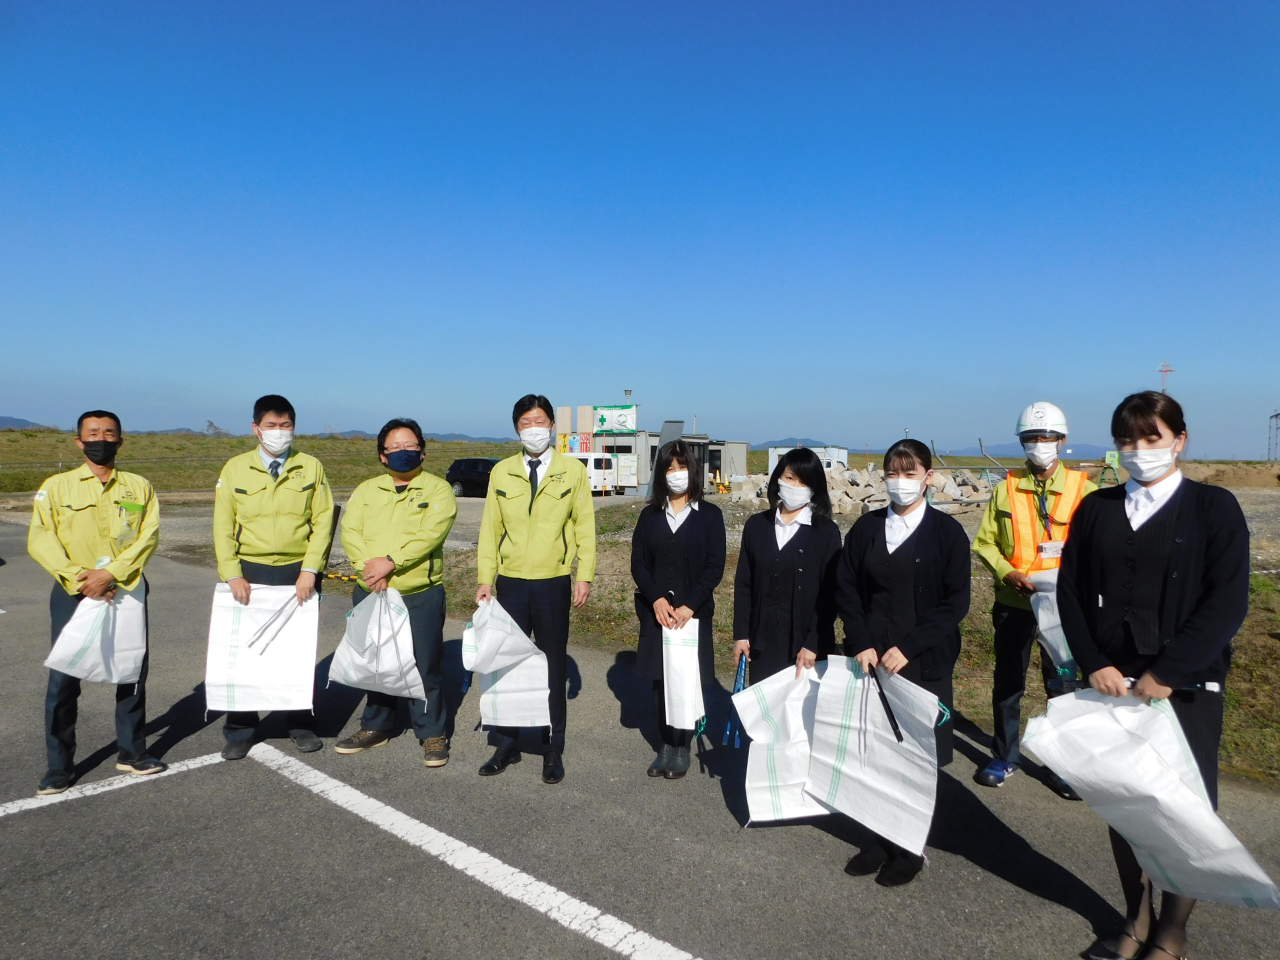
left=1024, top=691, right=1280, bottom=908
left=662, top=619, right=705, bottom=730
left=205, top=583, right=319, bottom=712
left=461, top=600, right=550, bottom=728
left=804, top=656, right=940, bottom=855
left=732, top=662, right=828, bottom=822
left=45, top=589, right=147, bottom=684
left=1028, top=569, right=1077, bottom=676
left=329, top=588, right=424, bottom=700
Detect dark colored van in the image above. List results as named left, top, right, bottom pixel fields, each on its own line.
left=445, top=457, right=501, bottom=497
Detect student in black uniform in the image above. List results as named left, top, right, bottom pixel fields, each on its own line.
left=630, top=441, right=726, bottom=779
left=730, top=447, right=841, bottom=683
left=1058, top=392, right=1249, bottom=960
left=836, top=439, right=971, bottom=887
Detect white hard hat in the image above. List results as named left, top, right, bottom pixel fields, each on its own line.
left=1016, top=401, right=1068, bottom=438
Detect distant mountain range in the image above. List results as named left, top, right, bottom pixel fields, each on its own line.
left=946, top=441, right=1111, bottom=460
left=751, top=437, right=830, bottom=451
left=0, top=416, right=54, bottom=430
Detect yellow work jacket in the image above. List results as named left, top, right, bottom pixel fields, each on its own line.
left=477, top=452, right=596, bottom=585
left=341, top=471, right=457, bottom=595
left=213, top=449, right=335, bottom=581
left=973, top=462, right=1096, bottom=609
left=28, top=464, right=160, bottom=595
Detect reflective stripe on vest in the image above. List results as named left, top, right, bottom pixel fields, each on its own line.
left=1006, top=468, right=1088, bottom=572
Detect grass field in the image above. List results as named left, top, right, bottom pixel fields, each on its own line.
left=0, top=429, right=519, bottom=493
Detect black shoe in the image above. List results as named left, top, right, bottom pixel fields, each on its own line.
left=1046, top=769, right=1083, bottom=801
left=221, top=740, right=252, bottom=761
left=291, top=730, right=323, bottom=753
left=115, top=754, right=167, bottom=776
left=542, top=751, right=565, bottom=784
left=648, top=744, right=675, bottom=777
left=875, top=850, right=925, bottom=887
left=37, top=769, right=72, bottom=796
left=479, top=747, right=521, bottom=776
left=663, top=746, right=690, bottom=780
left=844, top=844, right=889, bottom=876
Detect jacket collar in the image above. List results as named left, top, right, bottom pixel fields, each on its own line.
left=1014, top=461, right=1068, bottom=493
left=373, top=470, right=430, bottom=494
left=73, top=462, right=117, bottom=485
left=503, top=451, right=570, bottom=499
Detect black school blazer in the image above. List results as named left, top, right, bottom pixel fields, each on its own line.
left=731, top=509, right=842, bottom=656
left=836, top=505, right=972, bottom=681
left=1057, top=479, right=1250, bottom=689
left=630, top=501, right=727, bottom=636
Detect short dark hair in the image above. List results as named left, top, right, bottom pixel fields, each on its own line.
left=1111, top=391, right=1187, bottom=444
left=648, top=440, right=703, bottom=506
left=766, top=447, right=832, bottom=519
left=77, top=410, right=122, bottom=436
left=884, top=439, right=932, bottom=474
left=253, top=395, right=296, bottom=425
left=377, top=418, right=424, bottom=455
left=511, top=394, right=555, bottom=430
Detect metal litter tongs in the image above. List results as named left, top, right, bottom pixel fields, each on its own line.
left=244, top=595, right=302, bottom=654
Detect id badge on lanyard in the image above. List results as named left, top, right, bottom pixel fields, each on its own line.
left=1038, top=540, right=1064, bottom=560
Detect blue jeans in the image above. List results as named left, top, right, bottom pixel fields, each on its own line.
left=45, top=580, right=150, bottom=771
left=353, top=584, right=447, bottom=740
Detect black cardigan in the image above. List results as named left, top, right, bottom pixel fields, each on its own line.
left=731, top=509, right=842, bottom=655
left=836, top=506, right=972, bottom=681
left=1057, top=479, right=1250, bottom=689
left=630, top=500, right=726, bottom=645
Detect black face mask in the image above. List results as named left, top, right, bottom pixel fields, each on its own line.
left=384, top=449, right=424, bottom=473
left=82, top=440, right=119, bottom=465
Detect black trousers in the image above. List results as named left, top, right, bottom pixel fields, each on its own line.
left=45, top=580, right=150, bottom=771
left=492, top=574, right=571, bottom=751
left=223, top=560, right=318, bottom=742
left=353, top=584, right=447, bottom=740
left=990, top=601, right=1061, bottom=764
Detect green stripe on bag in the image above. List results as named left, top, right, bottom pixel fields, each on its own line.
left=825, top=660, right=860, bottom=805
left=766, top=744, right=783, bottom=820
left=66, top=603, right=110, bottom=670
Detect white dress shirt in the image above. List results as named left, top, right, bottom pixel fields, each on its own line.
left=885, top=503, right=928, bottom=554
left=1125, top=469, right=1183, bottom=530
left=774, top=504, right=813, bottom=549
left=524, top=446, right=554, bottom=494
left=665, top=498, right=699, bottom=533
left=259, top=445, right=288, bottom=475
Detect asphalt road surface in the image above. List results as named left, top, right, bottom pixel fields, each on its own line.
left=1, top=521, right=1277, bottom=960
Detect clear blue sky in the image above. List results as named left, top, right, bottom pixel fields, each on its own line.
left=1, top=2, right=1276, bottom=457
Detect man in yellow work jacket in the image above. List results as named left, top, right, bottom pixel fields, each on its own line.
left=27, top=410, right=165, bottom=795
left=973, top=401, right=1096, bottom=797
left=212, top=394, right=334, bottom=760
left=474, top=394, right=595, bottom=784
left=335, top=418, right=457, bottom=766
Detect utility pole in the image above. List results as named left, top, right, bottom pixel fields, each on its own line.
left=1158, top=360, right=1175, bottom=393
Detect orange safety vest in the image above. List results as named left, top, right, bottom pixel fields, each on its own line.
left=1006, top=468, right=1089, bottom=573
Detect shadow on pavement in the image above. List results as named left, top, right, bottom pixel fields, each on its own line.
left=928, top=770, right=1121, bottom=934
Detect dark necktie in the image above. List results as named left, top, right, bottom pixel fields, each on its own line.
left=528, top=458, right=540, bottom=511
left=269, top=460, right=281, bottom=480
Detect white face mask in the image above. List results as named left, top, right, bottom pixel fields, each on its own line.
left=519, top=427, right=552, bottom=456
left=777, top=481, right=812, bottom=511
left=258, top=429, right=293, bottom=457
left=666, top=470, right=690, bottom=495
left=1118, top=445, right=1178, bottom=483
left=1022, top=441, right=1060, bottom=470
left=886, top=477, right=924, bottom=507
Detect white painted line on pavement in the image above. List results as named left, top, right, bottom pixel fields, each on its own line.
left=0, top=752, right=223, bottom=819
left=250, top=743, right=702, bottom=960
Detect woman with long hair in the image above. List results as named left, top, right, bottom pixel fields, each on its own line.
left=630, top=441, right=726, bottom=779
left=730, top=447, right=842, bottom=683
left=836, top=439, right=971, bottom=886
left=1058, top=392, right=1249, bottom=960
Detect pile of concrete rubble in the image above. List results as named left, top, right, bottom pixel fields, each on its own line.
left=729, top=466, right=996, bottom=516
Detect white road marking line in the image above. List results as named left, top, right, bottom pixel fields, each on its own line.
left=250, top=743, right=702, bottom=960
left=0, top=753, right=223, bottom=819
